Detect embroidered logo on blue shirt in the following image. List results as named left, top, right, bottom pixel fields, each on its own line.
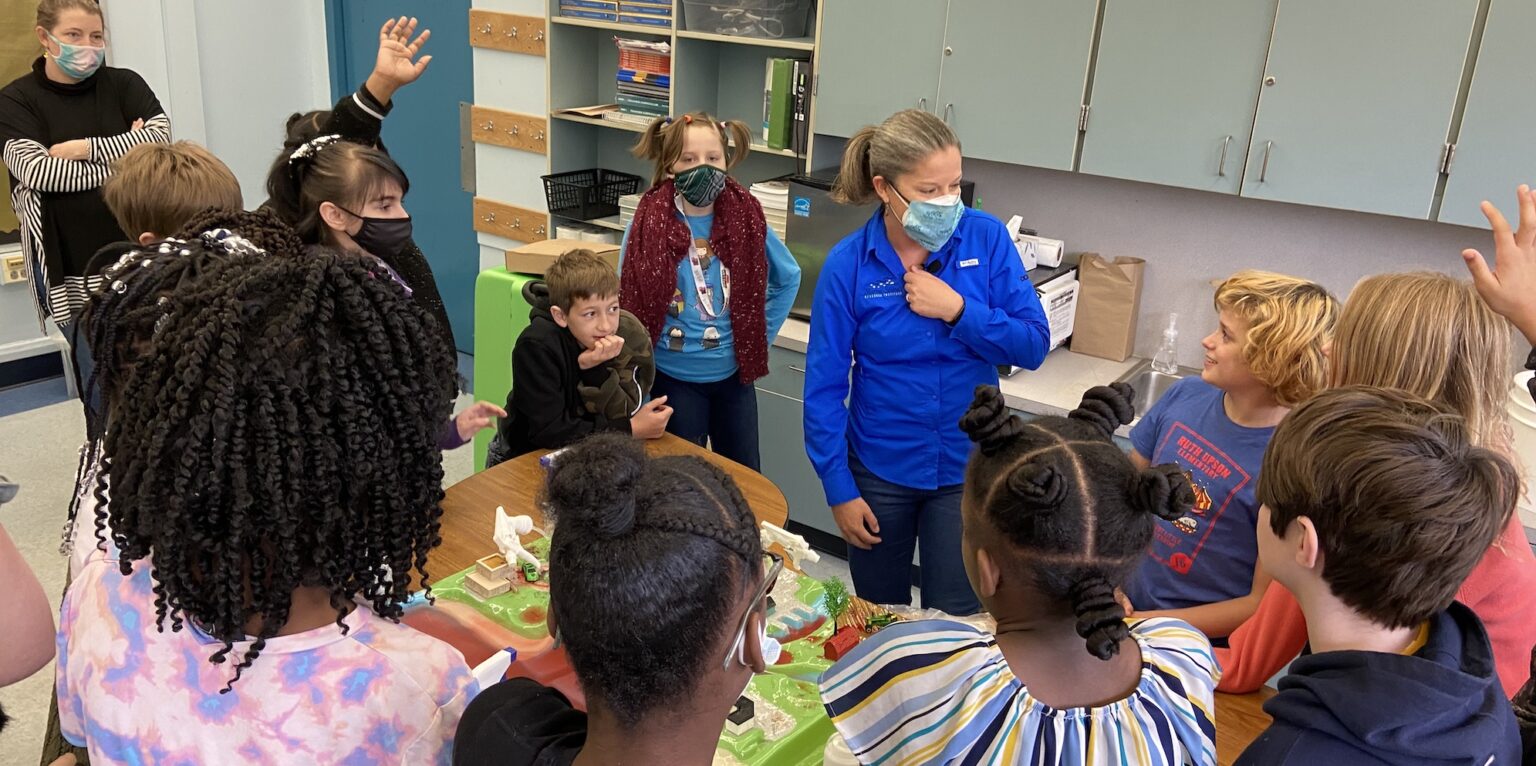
left=864, top=276, right=901, bottom=301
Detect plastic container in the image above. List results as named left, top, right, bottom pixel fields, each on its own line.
left=681, top=0, right=813, bottom=39
left=542, top=168, right=643, bottom=221
left=1151, top=312, right=1179, bottom=375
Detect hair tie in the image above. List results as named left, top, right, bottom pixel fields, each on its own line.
left=682, top=114, right=693, bottom=124
left=661, top=117, right=673, bottom=127
left=287, top=134, right=342, bottom=180
left=199, top=229, right=266, bottom=257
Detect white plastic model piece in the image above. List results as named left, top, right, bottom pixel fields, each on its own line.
left=760, top=521, right=819, bottom=566
left=494, top=506, right=542, bottom=569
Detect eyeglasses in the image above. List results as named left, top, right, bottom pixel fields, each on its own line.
left=721, top=551, right=782, bottom=669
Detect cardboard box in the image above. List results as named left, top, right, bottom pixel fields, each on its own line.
left=504, top=239, right=621, bottom=276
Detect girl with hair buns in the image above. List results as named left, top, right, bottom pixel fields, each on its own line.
left=804, top=109, right=1049, bottom=616
left=819, top=384, right=1219, bottom=765
left=454, top=433, right=781, bottom=765
left=619, top=112, right=802, bottom=471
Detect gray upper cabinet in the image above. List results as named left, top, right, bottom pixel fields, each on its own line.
left=1078, top=0, right=1278, bottom=194
left=1239, top=0, right=1479, bottom=218
left=815, top=0, right=948, bottom=138
left=936, top=0, right=1097, bottom=170
left=1438, top=0, right=1536, bottom=229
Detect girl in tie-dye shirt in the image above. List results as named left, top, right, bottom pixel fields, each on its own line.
left=58, top=248, right=476, bottom=764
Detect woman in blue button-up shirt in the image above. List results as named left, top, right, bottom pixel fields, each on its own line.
left=803, top=110, right=1050, bottom=615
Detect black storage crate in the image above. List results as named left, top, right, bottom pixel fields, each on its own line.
left=542, top=168, right=643, bottom=220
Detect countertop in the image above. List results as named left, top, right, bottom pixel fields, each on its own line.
left=773, top=318, right=1142, bottom=426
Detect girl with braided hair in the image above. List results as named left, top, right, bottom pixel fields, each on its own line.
left=819, top=384, right=1220, bottom=766
left=454, top=433, right=781, bottom=765
left=56, top=248, right=477, bottom=765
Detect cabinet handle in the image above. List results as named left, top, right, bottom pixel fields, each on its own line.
left=1258, top=140, right=1273, bottom=183
left=943, top=103, right=954, bottom=124
left=917, top=97, right=928, bottom=112
left=1217, top=135, right=1232, bottom=177
left=944, top=46, right=953, bottom=56
left=788, top=365, right=806, bottom=374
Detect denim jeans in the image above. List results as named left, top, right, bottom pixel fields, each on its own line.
left=846, top=454, right=981, bottom=616
left=651, top=370, right=761, bottom=471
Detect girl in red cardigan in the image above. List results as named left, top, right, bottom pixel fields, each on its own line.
left=1218, top=270, right=1536, bottom=697
left=619, top=112, right=802, bottom=471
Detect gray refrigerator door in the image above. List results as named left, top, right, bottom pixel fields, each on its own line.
left=785, top=178, right=877, bottom=320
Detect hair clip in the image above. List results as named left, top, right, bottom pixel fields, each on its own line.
left=288, top=134, right=342, bottom=165
left=200, top=228, right=266, bottom=257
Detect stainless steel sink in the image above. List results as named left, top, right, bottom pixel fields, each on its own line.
left=1113, top=360, right=1202, bottom=419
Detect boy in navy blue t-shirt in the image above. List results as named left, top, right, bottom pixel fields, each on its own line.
left=1126, top=271, right=1336, bottom=640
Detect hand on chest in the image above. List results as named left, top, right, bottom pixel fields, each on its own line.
left=853, top=254, right=985, bottom=356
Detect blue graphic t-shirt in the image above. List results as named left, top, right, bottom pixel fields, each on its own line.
left=1126, top=377, right=1274, bottom=612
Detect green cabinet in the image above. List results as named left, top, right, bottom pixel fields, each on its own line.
left=814, top=0, right=947, bottom=138
left=936, top=0, right=1096, bottom=170
left=1079, top=0, right=1277, bottom=193
left=1239, top=0, right=1479, bottom=218
left=1438, top=0, right=1536, bottom=228
left=755, top=347, right=842, bottom=543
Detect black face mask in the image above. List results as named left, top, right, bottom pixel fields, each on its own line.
left=338, top=206, right=413, bottom=260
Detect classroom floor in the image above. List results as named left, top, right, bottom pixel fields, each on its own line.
left=0, top=357, right=860, bottom=763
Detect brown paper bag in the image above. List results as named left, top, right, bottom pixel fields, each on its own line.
left=1070, top=253, right=1145, bottom=362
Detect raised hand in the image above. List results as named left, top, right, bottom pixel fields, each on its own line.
left=1462, top=184, right=1536, bottom=344
left=369, top=16, right=432, bottom=103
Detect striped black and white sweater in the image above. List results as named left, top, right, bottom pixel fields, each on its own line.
left=0, top=57, right=171, bottom=327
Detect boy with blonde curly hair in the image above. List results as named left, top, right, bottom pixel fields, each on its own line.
left=1124, top=270, right=1337, bottom=639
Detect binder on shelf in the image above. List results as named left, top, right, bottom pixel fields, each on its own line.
left=617, top=70, right=671, bottom=87
left=562, top=0, right=618, bottom=10
left=791, top=59, right=809, bottom=159
left=767, top=58, right=800, bottom=151
left=618, top=13, right=672, bottom=27
left=616, top=94, right=668, bottom=116
left=761, top=58, right=774, bottom=145
left=560, top=7, right=619, bottom=21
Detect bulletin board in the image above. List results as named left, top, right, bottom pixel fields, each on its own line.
left=0, top=0, right=40, bottom=244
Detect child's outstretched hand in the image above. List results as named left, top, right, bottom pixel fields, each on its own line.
left=1463, top=184, right=1536, bottom=344
left=455, top=400, right=507, bottom=442
left=368, top=16, right=432, bottom=104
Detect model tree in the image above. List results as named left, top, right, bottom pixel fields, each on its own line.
left=821, top=577, right=851, bottom=625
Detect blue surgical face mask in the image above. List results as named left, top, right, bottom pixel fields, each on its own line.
left=46, top=32, right=104, bottom=81
left=890, top=186, right=963, bottom=253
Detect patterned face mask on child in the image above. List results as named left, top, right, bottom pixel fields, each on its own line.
left=889, top=185, right=963, bottom=253
left=675, top=164, right=728, bottom=208
left=46, top=32, right=104, bottom=80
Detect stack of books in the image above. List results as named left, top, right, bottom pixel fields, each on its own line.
left=761, top=57, right=811, bottom=155
left=750, top=180, right=789, bottom=240
left=560, top=0, right=619, bottom=22
left=617, top=1, right=672, bottom=27
left=609, top=38, right=671, bottom=128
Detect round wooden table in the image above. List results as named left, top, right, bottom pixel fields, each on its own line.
left=428, top=433, right=1271, bottom=763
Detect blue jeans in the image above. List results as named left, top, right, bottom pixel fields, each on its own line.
left=847, top=454, right=980, bottom=616
left=651, top=370, right=761, bottom=471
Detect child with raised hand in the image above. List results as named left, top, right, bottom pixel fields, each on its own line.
left=455, top=434, right=779, bottom=765
left=1237, top=387, right=1521, bottom=765
left=487, top=248, right=670, bottom=467
left=820, top=385, right=1219, bottom=766
left=1125, top=271, right=1337, bottom=639
left=620, top=112, right=802, bottom=470
left=1217, top=270, right=1536, bottom=697
left=58, top=247, right=477, bottom=764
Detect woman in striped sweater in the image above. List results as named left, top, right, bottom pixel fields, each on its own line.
left=0, top=0, right=170, bottom=327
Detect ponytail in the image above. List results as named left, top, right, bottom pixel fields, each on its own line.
left=831, top=109, right=960, bottom=206
left=830, top=127, right=877, bottom=205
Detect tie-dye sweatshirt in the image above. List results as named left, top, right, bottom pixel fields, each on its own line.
left=57, top=551, right=478, bottom=765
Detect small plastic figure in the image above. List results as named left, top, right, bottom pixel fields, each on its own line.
left=866, top=613, right=898, bottom=632
left=494, top=506, right=542, bottom=571
left=521, top=560, right=541, bottom=583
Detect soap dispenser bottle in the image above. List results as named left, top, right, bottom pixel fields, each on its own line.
left=1152, top=313, right=1179, bottom=375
